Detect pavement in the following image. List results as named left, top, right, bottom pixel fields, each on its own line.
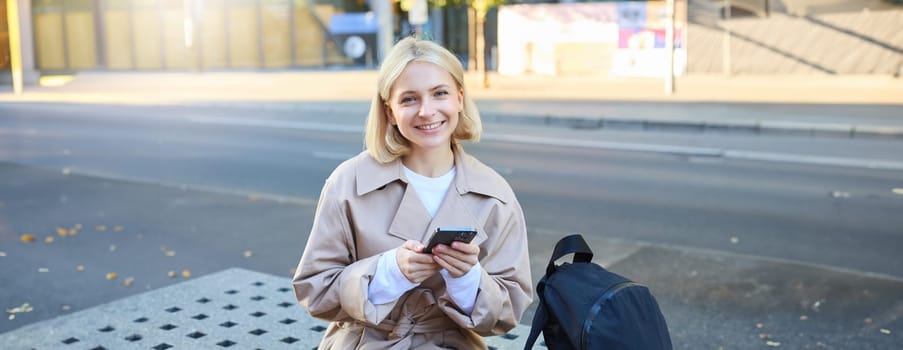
left=1, top=71, right=902, bottom=138
left=2, top=71, right=903, bottom=349
left=0, top=158, right=901, bottom=349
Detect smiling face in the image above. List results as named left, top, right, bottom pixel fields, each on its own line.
left=385, top=61, right=464, bottom=156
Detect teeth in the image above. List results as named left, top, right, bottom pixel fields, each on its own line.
left=418, top=121, right=442, bottom=130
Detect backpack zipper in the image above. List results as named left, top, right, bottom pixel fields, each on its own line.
left=581, top=281, right=643, bottom=349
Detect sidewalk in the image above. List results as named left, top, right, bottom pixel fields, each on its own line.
left=1, top=71, right=902, bottom=138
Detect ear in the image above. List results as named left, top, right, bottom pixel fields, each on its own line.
left=457, top=87, right=465, bottom=111
left=384, top=103, right=397, bottom=125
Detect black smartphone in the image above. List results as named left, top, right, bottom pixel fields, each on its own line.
left=424, top=226, right=477, bottom=254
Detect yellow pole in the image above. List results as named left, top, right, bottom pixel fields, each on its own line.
left=6, top=0, right=23, bottom=95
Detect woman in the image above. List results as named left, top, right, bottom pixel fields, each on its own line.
left=292, top=37, right=532, bottom=349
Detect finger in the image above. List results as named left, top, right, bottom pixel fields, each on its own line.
left=433, top=254, right=471, bottom=277
left=432, top=254, right=461, bottom=276
left=451, top=241, right=480, bottom=255
left=434, top=244, right=478, bottom=266
left=402, top=240, right=425, bottom=253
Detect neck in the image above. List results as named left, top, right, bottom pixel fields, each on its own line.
left=403, top=145, right=455, bottom=178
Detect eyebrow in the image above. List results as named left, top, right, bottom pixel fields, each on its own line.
left=397, top=84, right=451, bottom=96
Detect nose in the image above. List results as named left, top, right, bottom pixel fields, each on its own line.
left=419, top=99, right=435, bottom=117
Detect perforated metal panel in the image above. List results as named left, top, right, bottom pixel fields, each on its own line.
left=0, top=268, right=540, bottom=349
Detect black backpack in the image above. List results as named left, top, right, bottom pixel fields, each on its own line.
left=524, top=234, right=672, bottom=350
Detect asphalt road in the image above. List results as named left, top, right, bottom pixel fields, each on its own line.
left=1, top=103, right=902, bottom=348
left=2, top=104, right=902, bottom=275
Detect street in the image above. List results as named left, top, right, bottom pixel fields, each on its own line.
left=2, top=103, right=903, bottom=348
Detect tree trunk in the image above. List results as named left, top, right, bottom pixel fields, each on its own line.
left=467, top=7, right=476, bottom=72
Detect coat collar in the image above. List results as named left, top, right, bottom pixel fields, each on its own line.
left=355, top=144, right=513, bottom=204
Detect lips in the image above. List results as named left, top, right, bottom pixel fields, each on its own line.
left=416, top=121, right=445, bottom=130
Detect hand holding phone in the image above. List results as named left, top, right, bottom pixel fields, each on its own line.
left=424, top=226, right=477, bottom=254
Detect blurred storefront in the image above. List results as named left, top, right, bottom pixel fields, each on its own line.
left=24, top=0, right=365, bottom=72
left=497, top=1, right=687, bottom=77
left=3, top=0, right=490, bottom=77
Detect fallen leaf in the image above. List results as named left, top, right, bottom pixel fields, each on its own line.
left=74, top=224, right=82, bottom=230
left=8, top=314, right=13, bottom=320
left=76, top=265, right=85, bottom=272
left=244, top=250, right=253, bottom=258
left=864, top=318, right=873, bottom=324
left=96, top=225, right=107, bottom=232
left=167, top=271, right=177, bottom=278
left=812, top=300, right=824, bottom=312
left=6, top=303, right=33, bottom=314
left=730, top=237, right=739, bottom=244
left=182, top=269, right=192, bottom=278
left=880, top=329, right=891, bottom=335
left=756, top=323, right=764, bottom=329
left=106, top=272, right=117, bottom=280
left=799, top=315, right=808, bottom=321
left=766, top=341, right=781, bottom=347
left=114, top=226, right=124, bottom=232
left=56, top=227, right=69, bottom=236
left=0, top=251, right=6, bottom=257
left=20, top=234, right=36, bottom=243
left=61, top=305, right=70, bottom=311
left=248, top=195, right=259, bottom=201
left=67, top=229, right=78, bottom=236
left=109, top=244, right=116, bottom=252
left=38, top=268, right=49, bottom=273
left=123, top=277, right=135, bottom=287
left=44, top=236, right=55, bottom=244
left=164, top=250, right=175, bottom=257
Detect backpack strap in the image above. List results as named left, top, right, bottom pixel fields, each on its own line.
left=546, top=234, right=594, bottom=275
left=523, top=281, right=548, bottom=350
left=525, top=234, right=595, bottom=349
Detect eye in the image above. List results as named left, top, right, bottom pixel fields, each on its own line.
left=434, top=90, right=449, bottom=97
left=400, top=96, right=415, bottom=104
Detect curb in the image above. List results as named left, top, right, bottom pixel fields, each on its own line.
left=478, top=113, right=903, bottom=140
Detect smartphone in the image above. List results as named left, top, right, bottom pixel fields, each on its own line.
left=424, top=226, right=477, bottom=254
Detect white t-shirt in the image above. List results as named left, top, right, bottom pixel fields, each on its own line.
left=402, top=165, right=455, bottom=217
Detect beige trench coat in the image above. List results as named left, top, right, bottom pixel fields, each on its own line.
left=292, top=146, right=533, bottom=349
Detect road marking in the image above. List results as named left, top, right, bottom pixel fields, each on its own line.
left=186, top=115, right=362, bottom=133
left=312, top=151, right=353, bottom=161
left=61, top=168, right=318, bottom=206
left=831, top=191, right=851, bottom=198
left=724, top=150, right=903, bottom=171
left=483, top=133, right=724, bottom=157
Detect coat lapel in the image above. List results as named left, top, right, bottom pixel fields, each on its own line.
left=386, top=184, right=433, bottom=243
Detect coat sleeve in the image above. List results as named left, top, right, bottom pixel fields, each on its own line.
left=291, top=178, right=401, bottom=326
left=438, top=198, right=534, bottom=336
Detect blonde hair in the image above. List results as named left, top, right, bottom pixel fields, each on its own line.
left=365, top=37, right=482, bottom=164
